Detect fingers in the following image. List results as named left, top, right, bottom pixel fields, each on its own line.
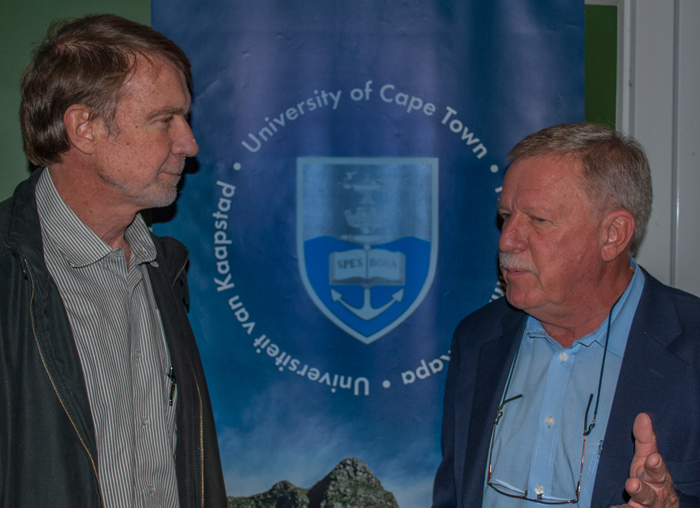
left=637, top=452, right=668, bottom=486
left=625, top=476, right=657, bottom=507
left=632, top=413, right=659, bottom=468
left=631, top=414, right=668, bottom=485
left=625, top=474, right=678, bottom=508
left=624, top=413, right=679, bottom=508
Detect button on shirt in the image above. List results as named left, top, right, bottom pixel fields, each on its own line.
left=484, top=260, right=645, bottom=508
left=35, top=169, right=179, bottom=508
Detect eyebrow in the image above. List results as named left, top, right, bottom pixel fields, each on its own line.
left=146, top=106, right=191, bottom=121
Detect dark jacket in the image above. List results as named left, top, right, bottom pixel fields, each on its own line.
left=0, top=169, right=226, bottom=507
left=433, top=270, right=700, bottom=508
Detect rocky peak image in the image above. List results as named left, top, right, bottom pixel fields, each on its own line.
left=228, top=457, right=399, bottom=508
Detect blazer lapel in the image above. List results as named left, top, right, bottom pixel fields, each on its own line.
left=592, top=273, right=685, bottom=507
left=461, top=309, right=526, bottom=505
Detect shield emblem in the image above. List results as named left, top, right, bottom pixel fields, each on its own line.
left=297, top=157, right=439, bottom=344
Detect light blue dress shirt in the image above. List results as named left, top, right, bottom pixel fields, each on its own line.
left=483, top=260, right=645, bottom=507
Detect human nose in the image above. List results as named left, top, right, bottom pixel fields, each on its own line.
left=173, top=117, right=199, bottom=158
left=498, top=214, right=526, bottom=253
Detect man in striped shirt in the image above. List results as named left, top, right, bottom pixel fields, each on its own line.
left=0, top=14, right=225, bottom=507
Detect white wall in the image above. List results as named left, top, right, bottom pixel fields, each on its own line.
left=627, top=0, right=700, bottom=296
left=673, top=0, right=700, bottom=297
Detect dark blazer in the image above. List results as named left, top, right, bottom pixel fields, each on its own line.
left=433, top=270, right=700, bottom=507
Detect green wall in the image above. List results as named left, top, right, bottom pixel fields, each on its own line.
left=585, top=4, right=618, bottom=130
left=0, top=0, right=150, bottom=201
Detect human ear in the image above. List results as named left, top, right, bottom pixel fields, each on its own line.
left=63, top=105, right=98, bottom=155
left=601, top=209, right=636, bottom=262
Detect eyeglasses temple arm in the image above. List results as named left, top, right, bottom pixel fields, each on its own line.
left=495, top=394, right=523, bottom=425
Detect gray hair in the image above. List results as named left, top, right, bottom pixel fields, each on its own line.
left=507, top=123, right=653, bottom=255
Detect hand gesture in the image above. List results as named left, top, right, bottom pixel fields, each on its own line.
left=613, top=413, right=678, bottom=508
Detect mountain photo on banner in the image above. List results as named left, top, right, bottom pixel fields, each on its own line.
left=152, top=1, right=584, bottom=506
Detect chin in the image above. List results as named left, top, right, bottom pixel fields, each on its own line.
left=154, top=192, right=178, bottom=208
left=504, top=287, right=531, bottom=311
left=142, top=186, right=178, bottom=209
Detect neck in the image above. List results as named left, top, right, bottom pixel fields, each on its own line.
left=47, top=164, right=137, bottom=261
left=540, top=260, right=634, bottom=348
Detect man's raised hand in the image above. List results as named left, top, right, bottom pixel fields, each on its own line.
left=613, top=413, right=678, bottom=508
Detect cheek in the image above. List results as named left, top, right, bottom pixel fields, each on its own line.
left=137, top=137, right=173, bottom=166
left=529, top=243, right=570, bottom=285
left=539, top=241, right=596, bottom=290
left=566, top=232, right=600, bottom=266
left=152, top=136, right=177, bottom=160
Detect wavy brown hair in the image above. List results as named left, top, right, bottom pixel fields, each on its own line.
left=20, top=14, right=192, bottom=167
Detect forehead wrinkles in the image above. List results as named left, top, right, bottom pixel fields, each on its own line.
left=501, top=156, right=597, bottom=219
left=113, top=57, right=190, bottom=126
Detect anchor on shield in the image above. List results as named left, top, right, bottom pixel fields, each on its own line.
left=297, top=157, right=438, bottom=344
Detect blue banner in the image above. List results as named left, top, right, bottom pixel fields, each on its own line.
left=152, top=2, right=583, bottom=505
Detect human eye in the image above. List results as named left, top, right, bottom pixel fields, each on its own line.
left=497, top=210, right=510, bottom=230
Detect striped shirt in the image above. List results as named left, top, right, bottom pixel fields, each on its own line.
left=35, top=169, right=180, bottom=508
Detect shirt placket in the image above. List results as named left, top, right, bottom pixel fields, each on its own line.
left=127, top=262, right=151, bottom=507
left=527, top=342, right=580, bottom=501
left=126, top=263, right=148, bottom=508
left=94, top=252, right=137, bottom=508
left=130, top=261, right=173, bottom=508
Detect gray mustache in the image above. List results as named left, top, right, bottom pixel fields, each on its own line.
left=499, top=252, right=533, bottom=272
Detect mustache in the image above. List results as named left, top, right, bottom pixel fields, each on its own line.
left=499, top=252, right=533, bottom=272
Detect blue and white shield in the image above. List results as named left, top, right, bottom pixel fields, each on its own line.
left=297, top=157, right=438, bottom=344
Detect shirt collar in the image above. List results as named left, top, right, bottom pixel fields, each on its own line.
left=524, top=259, right=645, bottom=357
left=35, top=168, right=157, bottom=268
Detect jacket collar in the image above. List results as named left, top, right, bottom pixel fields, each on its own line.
left=5, top=168, right=44, bottom=251
left=4, top=169, right=55, bottom=296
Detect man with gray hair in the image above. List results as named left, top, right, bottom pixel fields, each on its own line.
left=433, top=123, right=700, bottom=508
left=0, top=14, right=225, bottom=507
